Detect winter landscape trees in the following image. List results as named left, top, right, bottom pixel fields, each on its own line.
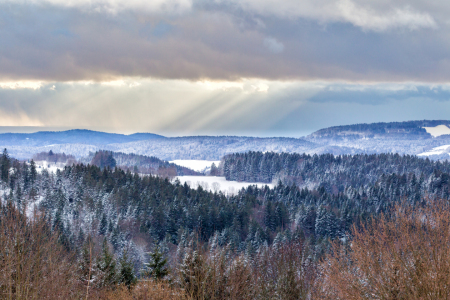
left=2, top=147, right=450, bottom=298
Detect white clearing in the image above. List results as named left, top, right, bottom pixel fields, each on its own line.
left=33, top=160, right=65, bottom=174
left=418, top=145, right=450, bottom=157
left=174, top=176, right=274, bottom=195
left=423, top=125, right=450, bottom=137
left=170, top=160, right=221, bottom=173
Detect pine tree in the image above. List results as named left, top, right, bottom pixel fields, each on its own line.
left=98, top=213, right=108, bottom=236
left=142, top=244, right=169, bottom=281
left=118, top=249, right=136, bottom=288
left=30, top=159, right=37, bottom=186
left=91, top=151, right=117, bottom=169
left=210, top=163, right=219, bottom=176
left=95, top=238, right=117, bottom=288
left=0, top=148, right=10, bottom=183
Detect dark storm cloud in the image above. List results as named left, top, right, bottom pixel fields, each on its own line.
left=0, top=0, right=449, bottom=82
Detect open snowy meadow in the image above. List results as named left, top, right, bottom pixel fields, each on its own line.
left=174, top=175, right=274, bottom=195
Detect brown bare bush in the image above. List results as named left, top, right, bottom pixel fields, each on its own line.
left=0, top=202, right=83, bottom=299
left=317, top=200, right=450, bottom=300
left=101, top=282, right=187, bottom=300
left=252, top=242, right=317, bottom=300
left=173, top=239, right=316, bottom=300
left=226, top=256, right=252, bottom=300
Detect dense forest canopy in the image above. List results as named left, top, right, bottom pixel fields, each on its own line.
left=222, top=151, right=450, bottom=188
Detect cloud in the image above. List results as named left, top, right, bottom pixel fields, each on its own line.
left=0, top=0, right=193, bottom=14
left=336, top=0, right=437, bottom=31
left=219, top=0, right=437, bottom=32
left=0, top=81, right=42, bottom=90
left=1, top=0, right=438, bottom=32
left=264, top=37, right=284, bottom=53
left=0, top=1, right=448, bottom=82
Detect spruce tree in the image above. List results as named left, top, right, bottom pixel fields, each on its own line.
left=142, top=244, right=169, bottom=281
left=118, top=249, right=136, bottom=288
left=95, top=238, right=117, bottom=288
left=98, top=213, right=108, bottom=236
left=30, top=159, right=37, bottom=186
left=210, top=163, right=218, bottom=176
left=0, top=148, right=10, bottom=183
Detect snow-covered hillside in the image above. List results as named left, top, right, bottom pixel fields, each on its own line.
left=3, top=144, right=99, bottom=160
left=418, top=145, right=450, bottom=157
left=105, top=136, right=314, bottom=160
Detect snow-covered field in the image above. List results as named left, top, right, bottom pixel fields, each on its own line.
left=174, top=176, right=273, bottom=195
left=34, top=160, right=65, bottom=173
left=169, top=160, right=221, bottom=173
left=423, top=125, right=450, bottom=137
left=418, top=145, right=450, bottom=157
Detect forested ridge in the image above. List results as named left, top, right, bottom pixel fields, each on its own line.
left=222, top=151, right=450, bottom=187
left=108, top=151, right=200, bottom=175
left=307, top=119, right=450, bottom=139
left=3, top=148, right=450, bottom=298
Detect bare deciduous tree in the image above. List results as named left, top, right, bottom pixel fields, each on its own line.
left=0, top=202, right=82, bottom=299
left=317, top=200, right=450, bottom=300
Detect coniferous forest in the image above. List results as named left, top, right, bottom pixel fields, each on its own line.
left=3, top=148, right=450, bottom=298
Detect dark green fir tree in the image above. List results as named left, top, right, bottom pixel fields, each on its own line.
left=142, top=244, right=169, bottom=281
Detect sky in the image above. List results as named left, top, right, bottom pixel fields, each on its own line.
left=1, top=0, right=450, bottom=137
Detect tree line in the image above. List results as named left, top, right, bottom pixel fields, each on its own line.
left=221, top=151, right=450, bottom=188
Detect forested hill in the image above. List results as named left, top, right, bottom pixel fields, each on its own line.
left=302, top=120, right=450, bottom=157
left=3, top=149, right=450, bottom=289
left=105, top=136, right=315, bottom=160
left=307, top=120, right=450, bottom=140
left=85, top=151, right=201, bottom=176
left=4, top=151, right=450, bottom=297
left=222, top=151, right=450, bottom=189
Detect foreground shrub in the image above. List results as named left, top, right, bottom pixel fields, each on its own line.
left=0, top=202, right=83, bottom=299
left=175, top=239, right=316, bottom=300
left=318, top=200, right=450, bottom=299
left=102, top=282, right=187, bottom=300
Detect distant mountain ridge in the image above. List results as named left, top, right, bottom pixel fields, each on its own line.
left=307, top=120, right=450, bottom=140
left=2, top=120, right=450, bottom=160
left=0, top=129, right=165, bottom=147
